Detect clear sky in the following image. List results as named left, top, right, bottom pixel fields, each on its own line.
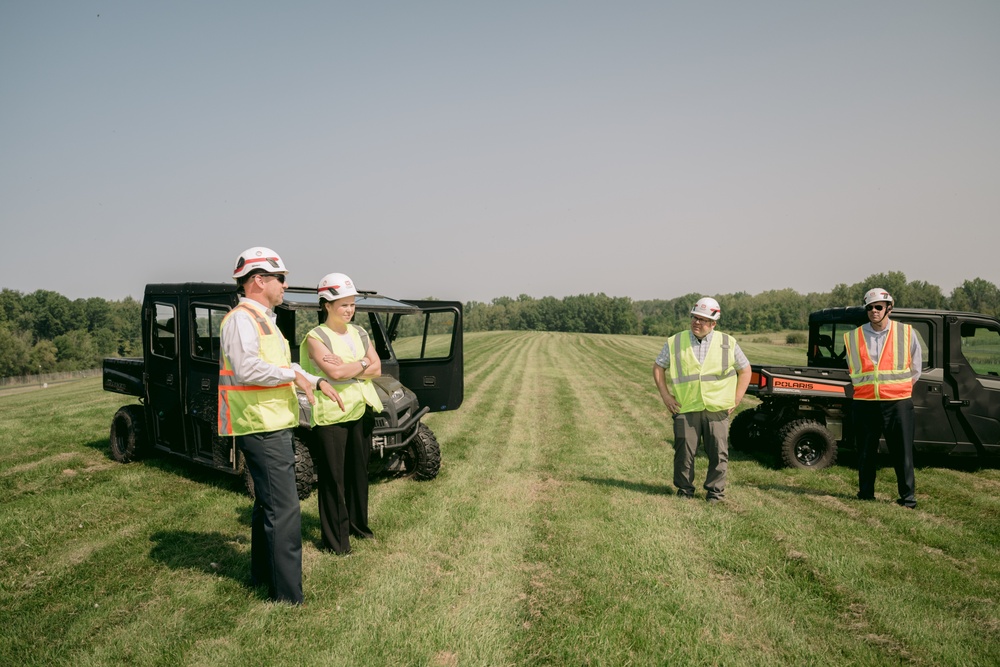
left=2, top=1, right=998, bottom=304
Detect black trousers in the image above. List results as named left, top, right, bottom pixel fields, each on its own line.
left=312, top=413, right=373, bottom=554
left=853, top=398, right=916, bottom=507
left=237, top=429, right=303, bottom=604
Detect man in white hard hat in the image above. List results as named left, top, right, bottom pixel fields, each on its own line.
left=653, top=297, right=752, bottom=503
left=844, top=288, right=921, bottom=509
left=218, top=246, right=344, bottom=603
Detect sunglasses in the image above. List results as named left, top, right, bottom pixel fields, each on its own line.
left=258, top=273, right=286, bottom=284
left=865, top=304, right=885, bottom=312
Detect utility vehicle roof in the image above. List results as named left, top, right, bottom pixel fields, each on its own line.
left=143, top=283, right=423, bottom=314
left=280, top=287, right=422, bottom=314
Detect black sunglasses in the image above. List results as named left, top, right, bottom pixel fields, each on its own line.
left=258, top=273, right=286, bottom=284
left=865, top=304, right=885, bottom=312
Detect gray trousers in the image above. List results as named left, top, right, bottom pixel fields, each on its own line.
left=237, top=429, right=303, bottom=604
left=672, top=410, right=730, bottom=499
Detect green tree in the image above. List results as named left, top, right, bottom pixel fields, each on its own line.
left=31, top=340, right=59, bottom=373
left=950, top=278, right=1000, bottom=317
left=53, top=330, right=99, bottom=370
left=23, top=290, right=73, bottom=341
left=0, top=324, right=32, bottom=377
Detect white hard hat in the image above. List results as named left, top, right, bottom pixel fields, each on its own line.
left=862, top=288, right=893, bottom=307
left=317, top=272, right=358, bottom=301
left=233, top=247, right=288, bottom=280
left=691, top=297, right=721, bottom=321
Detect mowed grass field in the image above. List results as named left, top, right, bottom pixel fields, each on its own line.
left=2, top=330, right=999, bottom=666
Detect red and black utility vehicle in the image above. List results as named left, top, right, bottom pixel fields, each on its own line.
left=730, top=307, right=1000, bottom=469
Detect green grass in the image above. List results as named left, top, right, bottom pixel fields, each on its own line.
left=2, top=331, right=998, bottom=666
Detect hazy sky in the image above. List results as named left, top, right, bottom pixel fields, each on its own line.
left=2, top=1, right=998, bottom=304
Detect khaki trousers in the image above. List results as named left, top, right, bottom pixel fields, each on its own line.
left=672, top=410, right=730, bottom=499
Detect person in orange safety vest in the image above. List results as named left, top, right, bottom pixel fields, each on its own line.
left=844, top=288, right=922, bottom=509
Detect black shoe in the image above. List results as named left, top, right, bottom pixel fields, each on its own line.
left=707, top=497, right=723, bottom=505
left=895, top=499, right=916, bottom=509
left=676, top=490, right=693, bottom=499
left=856, top=493, right=875, bottom=501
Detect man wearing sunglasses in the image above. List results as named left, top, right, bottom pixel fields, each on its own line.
left=844, top=288, right=921, bottom=509
left=219, top=246, right=344, bottom=604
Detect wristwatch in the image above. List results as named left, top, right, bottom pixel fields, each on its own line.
left=359, top=358, right=370, bottom=371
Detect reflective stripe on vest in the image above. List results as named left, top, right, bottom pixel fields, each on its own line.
left=217, top=303, right=298, bottom=435
left=668, top=331, right=738, bottom=413
left=299, top=323, right=383, bottom=426
left=843, top=321, right=913, bottom=401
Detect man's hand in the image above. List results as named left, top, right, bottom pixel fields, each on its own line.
left=319, top=380, right=346, bottom=411
left=653, top=364, right=681, bottom=415
left=322, top=353, right=344, bottom=366
left=293, top=371, right=317, bottom=405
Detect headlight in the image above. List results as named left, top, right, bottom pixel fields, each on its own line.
left=391, top=388, right=404, bottom=402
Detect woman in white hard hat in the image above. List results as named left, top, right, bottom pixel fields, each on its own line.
left=298, top=273, right=383, bottom=555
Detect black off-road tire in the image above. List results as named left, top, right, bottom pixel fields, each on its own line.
left=240, top=432, right=316, bottom=501
left=405, top=423, right=441, bottom=481
left=729, top=408, right=764, bottom=452
left=779, top=419, right=837, bottom=470
left=292, top=433, right=315, bottom=500
left=109, top=405, right=147, bottom=463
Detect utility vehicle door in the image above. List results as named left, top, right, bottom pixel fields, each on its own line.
left=947, top=315, right=1000, bottom=456
left=186, top=293, right=235, bottom=466
left=892, top=314, right=958, bottom=453
left=144, top=295, right=185, bottom=454
left=389, top=301, right=464, bottom=412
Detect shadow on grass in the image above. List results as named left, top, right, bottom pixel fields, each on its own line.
left=148, top=529, right=267, bottom=600
left=742, top=482, right=855, bottom=499
left=580, top=476, right=673, bottom=496
left=83, top=436, right=249, bottom=495
left=149, top=530, right=266, bottom=597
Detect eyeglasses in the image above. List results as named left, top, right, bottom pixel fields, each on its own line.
left=691, top=316, right=713, bottom=324
left=258, top=273, right=286, bottom=284
left=865, top=304, right=884, bottom=312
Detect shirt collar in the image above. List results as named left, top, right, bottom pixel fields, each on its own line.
left=690, top=330, right=713, bottom=344
left=239, top=296, right=276, bottom=319
left=862, top=320, right=891, bottom=336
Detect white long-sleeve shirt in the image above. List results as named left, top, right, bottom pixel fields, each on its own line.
left=221, top=297, right=319, bottom=387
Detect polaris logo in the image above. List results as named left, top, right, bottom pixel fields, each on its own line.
left=775, top=379, right=816, bottom=390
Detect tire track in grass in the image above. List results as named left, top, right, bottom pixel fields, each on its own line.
left=298, top=332, right=553, bottom=665
left=517, top=333, right=893, bottom=664
left=510, top=333, right=777, bottom=663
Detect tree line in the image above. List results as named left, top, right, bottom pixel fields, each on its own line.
left=0, top=289, right=140, bottom=377
left=465, top=272, right=1000, bottom=337
left=2, top=272, right=998, bottom=377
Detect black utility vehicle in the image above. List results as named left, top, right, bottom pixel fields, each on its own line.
left=730, top=307, right=1000, bottom=469
left=103, top=283, right=463, bottom=498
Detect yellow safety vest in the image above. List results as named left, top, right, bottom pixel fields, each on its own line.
left=667, top=331, right=739, bottom=413
left=844, top=321, right=914, bottom=401
left=217, top=304, right=298, bottom=436
left=299, top=323, right=383, bottom=426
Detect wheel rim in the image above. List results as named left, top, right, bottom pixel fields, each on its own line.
left=794, top=435, right=824, bottom=465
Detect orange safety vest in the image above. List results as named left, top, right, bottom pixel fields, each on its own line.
left=218, top=303, right=298, bottom=435
left=843, top=321, right=914, bottom=401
